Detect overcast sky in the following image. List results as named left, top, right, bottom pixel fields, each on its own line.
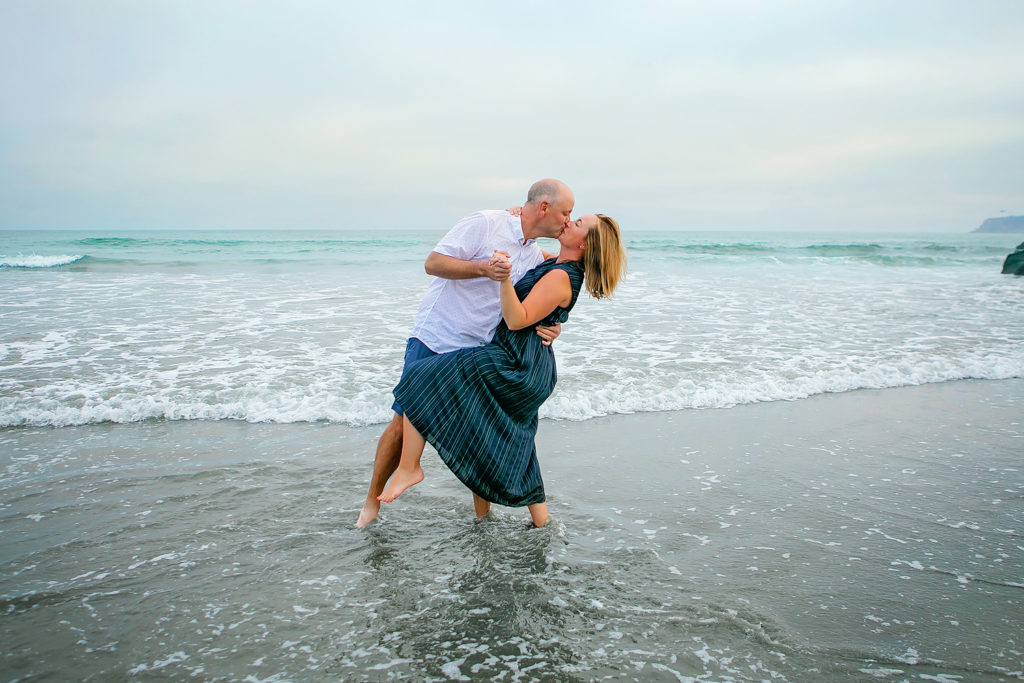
left=1, top=1, right=1021, bottom=232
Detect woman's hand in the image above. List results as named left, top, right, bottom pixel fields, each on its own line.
left=506, top=206, right=523, bottom=217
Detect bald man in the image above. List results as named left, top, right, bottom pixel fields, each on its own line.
left=356, top=179, right=574, bottom=527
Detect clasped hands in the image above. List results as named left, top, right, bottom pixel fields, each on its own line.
left=486, top=250, right=513, bottom=281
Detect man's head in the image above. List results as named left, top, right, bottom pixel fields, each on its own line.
left=520, top=179, right=574, bottom=240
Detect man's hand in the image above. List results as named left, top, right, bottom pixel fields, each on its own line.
left=506, top=206, right=523, bottom=217
left=485, top=250, right=511, bottom=281
left=535, top=322, right=561, bottom=346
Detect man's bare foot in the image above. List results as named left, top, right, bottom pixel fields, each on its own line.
left=355, top=501, right=380, bottom=528
left=377, top=467, right=423, bottom=503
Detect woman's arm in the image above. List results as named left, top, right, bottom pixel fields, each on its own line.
left=500, top=269, right=572, bottom=331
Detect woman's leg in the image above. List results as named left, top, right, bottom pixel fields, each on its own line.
left=472, top=493, right=491, bottom=519
left=528, top=502, right=549, bottom=528
left=378, top=416, right=427, bottom=502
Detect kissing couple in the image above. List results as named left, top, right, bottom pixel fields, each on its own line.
left=356, top=178, right=625, bottom=528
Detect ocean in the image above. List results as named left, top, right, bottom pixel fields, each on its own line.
left=2, top=229, right=1022, bottom=428
left=2, top=227, right=1023, bottom=681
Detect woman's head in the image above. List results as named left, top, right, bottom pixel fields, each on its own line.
left=560, top=213, right=626, bottom=299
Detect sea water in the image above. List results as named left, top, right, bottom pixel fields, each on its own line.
left=1, top=228, right=1023, bottom=681
left=2, top=229, right=1022, bottom=428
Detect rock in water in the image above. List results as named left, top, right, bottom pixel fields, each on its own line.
left=1003, top=241, right=1024, bottom=275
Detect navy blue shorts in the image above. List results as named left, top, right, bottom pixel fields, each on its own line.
left=391, top=337, right=439, bottom=415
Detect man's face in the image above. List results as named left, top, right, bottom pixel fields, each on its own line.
left=540, top=192, right=575, bottom=238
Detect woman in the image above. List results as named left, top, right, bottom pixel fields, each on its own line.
left=378, top=214, right=626, bottom=526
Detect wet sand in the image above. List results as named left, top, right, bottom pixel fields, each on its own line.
left=2, top=379, right=1022, bottom=680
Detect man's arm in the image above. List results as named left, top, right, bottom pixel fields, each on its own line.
left=425, top=251, right=510, bottom=281
left=536, top=322, right=561, bottom=346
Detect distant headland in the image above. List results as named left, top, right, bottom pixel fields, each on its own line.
left=973, top=216, right=1024, bottom=233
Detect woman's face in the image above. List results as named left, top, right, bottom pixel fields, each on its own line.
left=560, top=214, right=598, bottom=249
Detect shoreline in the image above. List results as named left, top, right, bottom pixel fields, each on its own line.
left=3, top=374, right=1022, bottom=435
left=4, top=377, right=1020, bottom=516
left=2, top=376, right=1021, bottom=455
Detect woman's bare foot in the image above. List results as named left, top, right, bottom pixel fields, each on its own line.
left=378, top=467, right=424, bottom=503
left=355, top=500, right=380, bottom=528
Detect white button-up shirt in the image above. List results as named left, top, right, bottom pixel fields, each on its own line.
left=410, top=210, right=546, bottom=353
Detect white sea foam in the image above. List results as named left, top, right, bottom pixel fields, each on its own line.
left=2, top=353, right=1020, bottom=428
left=0, top=253, right=84, bottom=268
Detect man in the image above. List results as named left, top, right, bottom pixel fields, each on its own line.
left=355, top=178, right=574, bottom=527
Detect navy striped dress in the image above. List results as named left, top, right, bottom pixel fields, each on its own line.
left=393, top=258, right=584, bottom=506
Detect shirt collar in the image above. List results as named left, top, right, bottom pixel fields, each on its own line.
left=513, top=215, right=534, bottom=246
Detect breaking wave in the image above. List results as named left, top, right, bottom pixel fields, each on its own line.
left=0, top=254, right=85, bottom=268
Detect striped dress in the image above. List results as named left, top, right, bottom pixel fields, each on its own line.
left=393, top=258, right=584, bottom=506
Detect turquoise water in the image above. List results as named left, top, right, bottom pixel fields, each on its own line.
left=1, top=229, right=1019, bottom=270
left=0, top=230, right=439, bottom=270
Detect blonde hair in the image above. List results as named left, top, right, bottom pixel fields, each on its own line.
left=582, top=214, right=626, bottom=299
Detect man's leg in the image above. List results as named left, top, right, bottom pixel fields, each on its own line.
left=356, top=338, right=437, bottom=527
left=355, top=413, right=404, bottom=528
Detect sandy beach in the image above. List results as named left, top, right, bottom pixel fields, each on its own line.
left=2, top=378, right=1021, bottom=680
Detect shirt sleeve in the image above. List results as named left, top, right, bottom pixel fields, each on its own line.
left=433, top=213, right=489, bottom=261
